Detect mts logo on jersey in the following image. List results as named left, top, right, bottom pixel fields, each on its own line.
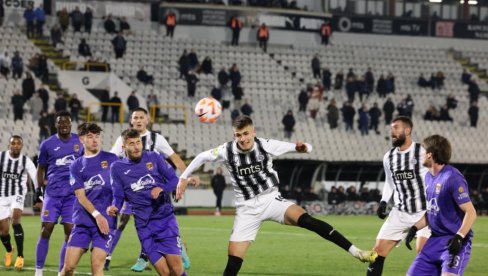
left=2, top=172, right=20, bottom=180
left=394, top=170, right=414, bottom=181
left=237, top=162, right=263, bottom=176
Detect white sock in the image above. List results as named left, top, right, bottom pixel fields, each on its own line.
left=35, top=269, right=43, bottom=276
left=58, top=273, right=61, bottom=276
left=348, top=245, right=359, bottom=257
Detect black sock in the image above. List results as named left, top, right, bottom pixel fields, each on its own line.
left=13, top=224, right=24, bottom=257
left=297, top=213, right=352, bottom=252
left=223, top=255, right=243, bottom=276
left=367, top=256, right=385, bottom=276
left=0, top=234, right=12, bottom=252
left=140, top=251, right=149, bottom=262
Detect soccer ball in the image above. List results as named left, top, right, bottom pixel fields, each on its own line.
left=194, top=97, right=222, bottom=123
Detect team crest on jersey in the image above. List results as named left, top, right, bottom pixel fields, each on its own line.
left=43, top=210, right=49, bottom=217
left=74, top=144, right=80, bottom=152
left=458, top=186, right=464, bottom=193
left=101, top=161, right=108, bottom=169
left=435, top=183, right=441, bottom=194
left=257, top=155, right=265, bottom=162
left=146, top=162, right=154, bottom=171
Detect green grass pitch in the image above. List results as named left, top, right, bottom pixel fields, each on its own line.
left=0, top=215, right=486, bottom=275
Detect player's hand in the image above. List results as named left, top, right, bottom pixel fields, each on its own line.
left=295, top=141, right=307, bottom=153
left=95, top=213, right=110, bottom=235
left=34, top=187, right=44, bottom=203
left=377, top=201, right=388, bottom=219
left=188, top=175, right=200, bottom=187
left=447, top=234, right=463, bottom=255
left=106, top=206, right=118, bottom=217
left=151, top=187, right=163, bottom=199
left=405, top=226, right=418, bottom=250
left=176, top=178, right=188, bottom=200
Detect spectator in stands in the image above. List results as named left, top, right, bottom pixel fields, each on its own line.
left=229, top=64, right=242, bottom=90
left=50, top=24, right=63, bottom=47
left=303, top=188, right=319, bottom=201
left=345, top=76, right=356, bottom=103
left=211, top=86, right=222, bottom=102
left=385, top=72, right=395, bottom=94
left=232, top=84, right=244, bottom=108
left=257, top=23, right=269, bottom=52
left=383, top=97, right=394, bottom=125
left=308, top=88, right=321, bottom=119
left=360, top=187, right=371, bottom=202
left=397, top=95, right=414, bottom=118
left=320, top=21, right=332, bottom=46
left=104, top=14, right=117, bottom=34
left=24, top=5, right=35, bottom=38
left=78, top=39, right=92, bottom=57
left=188, top=49, right=199, bottom=70
left=11, top=89, right=25, bottom=121
left=38, top=111, right=51, bottom=142
left=11, top=51, right=23, bottom=80
left=0, top=51, right=10, bottom=79
left=98, top=89, right=109, bottom=122
left=468, top=78, right=480, bottom=103
left=146, top=91, right=159, bottom=118
left=211, top=167, right=226, bottom=216
left=218, top=67, right=229, bottom=88
left=112, top=32, right=127, bottom=59
left=376, top=74, right=387, bottom=97
left=337, top=186, right=347, bottom=204
left=165, top=11, right=176, bottom=38
left=136, top=66, right=154, bottom=85
left=346, top=68, right=355, bottom=79
left=365, top=67, right=375, bottom=94
left=34, top=4, right=46, bottom=38
left=29, top=92, right=43, bottom=121
left=229, top=16, right=243, bottom=46
left=417, top=73, right=430, bottom=88
left=37, top=54, right=48, bottom=82
left=127, top=91, right=140, bottom=115
left=322, top=68, right=332, bottom=91
left=369, top=102, right=381, bottom=135
left=199, top=56, right=213, bottom=74
left=470, top=190, right=483, bottom=215
left=57, top=8, right=69, bottom=32
left=311, top=54, right=321, bottom=79
left=461, top=69, right=471, bottom=85
left=424, top=105, right=438, bottom=121
left=282, top=110, right=295, bottom=139
left=179, top=50, right=190, bottom=79
left=341, top=101, right=355, bottom=132
left=346, top=186, right=360, bottom=201
left=186, top=70, right=199, bottom=97
left=69, top=93, right=82, bottom=122
left=446, top=94, right=458, bottom=109
left=70, top=6, right=84, bottom=32
left=358, top=104, right=369, bottom=136
left=326, top=98, right=339, bottom=129
left=298, top=89, right=308, bottom=113
left=22, top=72, right=35, bottom=100
left=357, top=76, right=369, bottom=102
left=84, top=7, right=93, bottom=33
left=119, top=17, right=131, bottom=34
left=328, top=186, right=339, bottom=205
left=54, top=93, right=67, bottom=112
left=240, top=99, right=253, bottom=116
left=438, top=104, right=452, bottom=122
left=436, top=71, right=445, bottom=89
left=37, top=84, right=49, bottom=111
left=334, top=70, right=344, bottom=90
left=230, top=108, right=240, bottom=122
left=110, top=91, right=122, bottom=123
left=468, top=101, right=479, bottom=128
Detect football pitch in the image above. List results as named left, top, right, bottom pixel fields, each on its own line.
left=1, top=215, right=486, bottom=275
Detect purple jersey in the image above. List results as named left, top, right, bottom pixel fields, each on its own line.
left=110, top=151, right=178, bottom=230
left=69, top=151, right=119, bottom=229
left=38, top=134, right=84, bottom=197
left=425, top=164, right=472, bottom=238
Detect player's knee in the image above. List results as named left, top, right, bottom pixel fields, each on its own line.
left=63, top=264, right=76, bottom=275
left=372, top=244, right=389, bottom=257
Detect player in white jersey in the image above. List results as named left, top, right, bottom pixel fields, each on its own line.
left=366, top=116, right=430, bottom=276
left=107, top=107, right=195, bottom=272
left=176, top=115, right=377, bottom=276
left=0, top=135, right=38, bottom=270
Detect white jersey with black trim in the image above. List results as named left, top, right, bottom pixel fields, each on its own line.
left=181, top=138, right=312, bottom=201
left=381, top=142, right=428, bottom=214
left=0, top=151, right=37, bottom=197
left=111, top=130, right=175, bottom=158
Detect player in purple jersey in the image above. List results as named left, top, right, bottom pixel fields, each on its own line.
left=107, top=129, right=185, bottom=276
left=60, top=123, right=118, bottom=276
left=405, top=135, right=477, bottom=276
left=35, top=111, right=84, bottom=276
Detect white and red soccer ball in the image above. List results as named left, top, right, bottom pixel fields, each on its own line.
left=194, top=97, right=222, bottom=123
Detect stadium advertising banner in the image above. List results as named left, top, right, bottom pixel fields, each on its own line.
left=333, top=15, right=428, bottom=36
left=3, top=0, right=43, bottom=11
left=435, top=21, right=488, bottom=39
left=53, top=0, right=151, bottom=20
left=160, top=6, right=329, bottom=32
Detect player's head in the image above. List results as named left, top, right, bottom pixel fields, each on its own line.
left=130, top=107, right=150, bottom=134
left=390, top=116, right=413, bottom=148
left=8, top=135, right=23, bottom=158
left=55, top=110, right=72, bottom=136
left=121, top=128, right=143, bottom=161
left=232, top=115, right=256, bottom=151
left=422, top=135, right=451, bottom=167
left=78, top=123, right=102, bottom=155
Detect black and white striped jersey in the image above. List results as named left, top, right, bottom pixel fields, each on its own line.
left=381, top=142, right=428, bottom=214
left=181, top=138, right=312, bottom=201
left=111, top=130, right=175, bottom=158
left=0, top=151, right=37, bottom=197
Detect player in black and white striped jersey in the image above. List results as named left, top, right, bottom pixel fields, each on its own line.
left=367, top=116, right=431, bottom=276
left=0, top=135, right=38, bottom=270
left=177, top=115, right=378, bottom=276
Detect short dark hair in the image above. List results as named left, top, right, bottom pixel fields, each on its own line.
left=232, top=115, right=253, bottom=129
left=55, top=110, right=72, bottom=120
left=131, top=107, right=148, bottom=115
left=423, top=135, right=451, bottom=165
left=77, top=123, right=102, bottom=136
left=121, top=128, right=140, bottom=143
left=392, top=116, right=413, bottom=130
left=9, top=135, right=23, bottom=143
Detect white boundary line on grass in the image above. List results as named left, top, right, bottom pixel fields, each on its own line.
left=0, top=265, right=116, bottom=275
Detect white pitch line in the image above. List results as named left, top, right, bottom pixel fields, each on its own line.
left=0, top=265, right=117, bottom=275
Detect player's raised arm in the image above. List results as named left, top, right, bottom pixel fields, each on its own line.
left=260, top=138, right=312, bottom=157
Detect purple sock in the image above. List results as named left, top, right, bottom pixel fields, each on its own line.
left=181, top=272, right=187, bottom=276
left=109, top=229, right=123, bottom=255
left=35, top=237, right=49, bottom=269
left=58, top=241, right=67, bottom=272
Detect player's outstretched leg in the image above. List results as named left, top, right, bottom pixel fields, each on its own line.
left=131, top=250, right=149, bottom=272
left=1, top=233, right=14, bottom=267
left=13, top=223, right=24, bottom=270
left=366, top=239, right=397, bottom=276
left=181, top=241, right=190, bottom=270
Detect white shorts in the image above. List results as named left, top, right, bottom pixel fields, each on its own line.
left=0, top=195, right=25, bottom=220
left=230, top=188, right=294, bottom=242
left=377, top=207, right=431, bottom=241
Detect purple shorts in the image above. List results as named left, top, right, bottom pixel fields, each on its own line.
left=68, top=225, right=115, bottom=254
left=120, top=201, right=133, bottom=215
left=136, top=216, right=181, bottom=265
left=41, top=194, right=75, bottom=224
left=407, top=235, right=472, bottom=276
